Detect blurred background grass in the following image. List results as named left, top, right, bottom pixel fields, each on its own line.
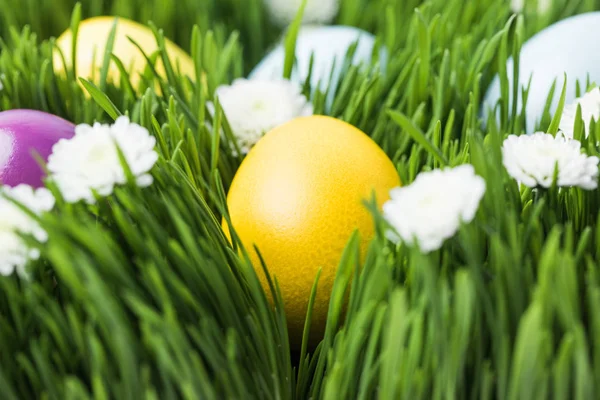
left=1, top=0, right=598, bottom=73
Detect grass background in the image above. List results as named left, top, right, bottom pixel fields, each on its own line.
left=1, top=0, right=600, bottom=398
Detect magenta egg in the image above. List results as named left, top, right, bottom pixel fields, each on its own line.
left=0, top=109, right=75, bottom=188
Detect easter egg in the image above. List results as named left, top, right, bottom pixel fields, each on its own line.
left=53, top=16, right=197, bottom=91
left=224, top=115, right=400, bottom=347
left=249, top=25, right=386, bottom=109
left=0, top=109, right=75, bottom=188
left=482, top=12, right=600, bottom=132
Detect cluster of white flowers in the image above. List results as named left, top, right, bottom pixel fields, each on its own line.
left=501, top=87, right=600, bottom=189
left=502, top=132, right=599, bottom=189
left=558, top=87, right=600, bottom=139
left=264, top=0, right=340, bottom=27
left=382, top=126, right=600, bottom=254
left=0, top=185, right=55, bottom=276
left=208, top=78, right=313, bottom=155
left=382, top=100, right=600, bottom=254
left=383, top=165, right=486, bottom=253
left=1, top=77, right=311, bottom=274
left=47, top=116, right=158, bottom=204
left=0, top=116, right=159, bottom=276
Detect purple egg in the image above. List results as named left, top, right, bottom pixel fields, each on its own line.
left=0, top=109, right=75, bottom=188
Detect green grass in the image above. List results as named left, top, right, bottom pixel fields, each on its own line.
left=2, top=0, right=600, bottom=398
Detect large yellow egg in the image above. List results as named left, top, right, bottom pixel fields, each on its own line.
left=53, top=16, right=197, bottom=91
left=224, top=115, right=400, bottom=347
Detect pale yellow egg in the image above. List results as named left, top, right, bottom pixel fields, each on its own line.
left=53, top=16, right=199, bottom=91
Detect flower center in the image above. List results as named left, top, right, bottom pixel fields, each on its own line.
left=419, top=192, right=442, bottom=210
left=537, top=145, right=563, bottom=161
left=252, top=100, right=268, bottom=111
left=88, top=143, right=117, bottom=164
left=0, top=218, right=15, bottom=234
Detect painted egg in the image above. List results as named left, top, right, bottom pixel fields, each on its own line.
left=249, top=25, right=385, bottom=108
left=482, top=12, right=600, bottom=132
left=223, top=115, right=400, bottom=347
left=53, top=16, right=197, bottom=90
left=0, top=109, right=75, bottom=188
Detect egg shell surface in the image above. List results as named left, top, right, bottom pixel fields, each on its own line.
left=0, top=109, right=75, bottom=188
left=224, top=115, right=400, bottom=348
left=249, top=25, right=385, bottom=108
left=53, top=16, right=197, bottom=90
left=482, top=12, right=600, bottom=132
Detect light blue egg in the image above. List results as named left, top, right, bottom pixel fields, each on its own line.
left=482, top=12, right=600, bottom=132
left=249, top=25, right=386, bottom=109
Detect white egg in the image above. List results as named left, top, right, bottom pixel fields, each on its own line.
left=249, top=25, right=385, bottom=109
left=482, top=12, right=600, bottom=132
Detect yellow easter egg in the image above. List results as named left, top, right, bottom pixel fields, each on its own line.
left=224, top=115, right=400, bottom=347
left=53, top=16, right=198, bottom=91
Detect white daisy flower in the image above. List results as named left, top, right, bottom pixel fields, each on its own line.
left=502, top=132, right=599, bottom=189
left=510, top=0, right=551, bottom=14
left=208, top=78, right=313, bottom=155
left=264, top=0, right=340, bottom=27
left=383, top=165, right=486, bottom=253
left=0, top=184, right=55, bottom=276
left=47, top=116, right=159, bottom=204
left=558, top=87, right=600, bottom=139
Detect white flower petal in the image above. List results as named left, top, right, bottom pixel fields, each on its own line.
left=264, top=0, right=340, bottom=27
left=502, top=132, right=599, bottom=189
left=558, top=87, right=600, bottom=139
left=207, top=78, right=313, bottom=155
left=136, top=174, right=153, bottom=188
left=0, top=184, right=55, bottom=276
left=47, top=116, right=159, bottom=204
left=383, top=165, right=486, bottom=253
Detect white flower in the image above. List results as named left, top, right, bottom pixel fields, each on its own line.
left=0, top=184, right=55, bottom=276
left=558, top=87, right=600, bottom=139
left=502, top=132, right=599, bottom=189
left=383, top=165, right=486, bottom=253
left=510, top=0, right=551, bottom=14
left=264, top=0, right=340, bottom=27
left=47, top=116, right=158, bottom=204
left=208, top=78, right=313, bottom=155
